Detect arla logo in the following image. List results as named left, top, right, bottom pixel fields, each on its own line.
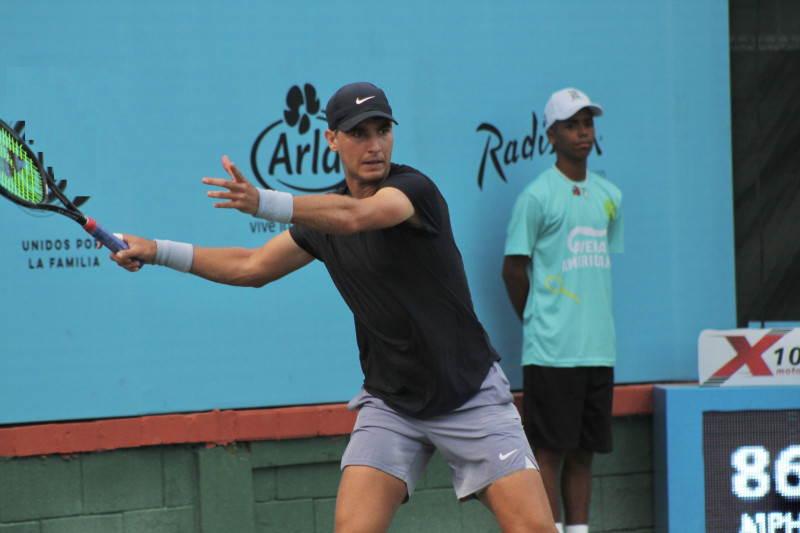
left=250, top=84, right=343, bottom=193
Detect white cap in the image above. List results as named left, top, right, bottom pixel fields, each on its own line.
left=543, top=88, right=603, bottom=131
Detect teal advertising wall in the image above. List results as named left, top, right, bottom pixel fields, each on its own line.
left=1, top=0, right=735, bottom=424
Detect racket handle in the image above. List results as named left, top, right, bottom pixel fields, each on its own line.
left=83, top=217, right=129, bottom=253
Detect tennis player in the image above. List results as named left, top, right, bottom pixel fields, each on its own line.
left=108, top=82, right=557, bottom=533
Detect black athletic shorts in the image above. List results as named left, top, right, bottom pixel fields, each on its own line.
left=522, top=365, right=614, bottom=453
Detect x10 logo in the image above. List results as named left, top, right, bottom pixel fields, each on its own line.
left=698, top=328, right=800, bottom=387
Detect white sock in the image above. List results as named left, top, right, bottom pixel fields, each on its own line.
left=565, top=525, right=588, bottom=533
left=554, top=523, right=564, bottom=533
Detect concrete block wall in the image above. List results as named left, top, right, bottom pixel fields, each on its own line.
left=0, top=416, right=653, bottom=533
left=0, top=447, right=197, bottom=533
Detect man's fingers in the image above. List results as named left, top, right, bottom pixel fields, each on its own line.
left=207, top=156, right=257, bottom=215
left=229, top=164, right=247, bottom=183
left=206, top=185, right=247, bottom=205
left=114, top=252, right=140, bottom=272
left=212, top=201, right=237, bottom=209
left=203, top=176, right=235, bottom=189
left=222, top=155, right=236, bottom=179
left=222, top=155, right=248, bottom=184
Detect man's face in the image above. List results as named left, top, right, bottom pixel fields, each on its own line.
left=546, top=108, right=596, bottom=162
left=326, top=117, right=394, bottom=184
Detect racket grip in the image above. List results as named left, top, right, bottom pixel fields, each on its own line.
left=83, top=217, right=129, bottom=253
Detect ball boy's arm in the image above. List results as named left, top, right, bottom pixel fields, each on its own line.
left=502, top=255, right=530, bottom=321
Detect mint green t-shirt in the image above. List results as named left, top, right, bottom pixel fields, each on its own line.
left=504, top=166, right=623, bottom=367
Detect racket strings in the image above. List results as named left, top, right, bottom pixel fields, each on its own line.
left=0, top=128, right=46, bottom=204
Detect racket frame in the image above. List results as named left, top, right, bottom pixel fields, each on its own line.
left=0, top=119, right=129, bottom=253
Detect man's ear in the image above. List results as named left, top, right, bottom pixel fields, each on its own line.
left=324, top=129, right=338, bottom=152
left=545, top=126, right=557, bottom=148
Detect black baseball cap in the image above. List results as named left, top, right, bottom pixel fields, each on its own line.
left=325, top=82, right=398, bottom=132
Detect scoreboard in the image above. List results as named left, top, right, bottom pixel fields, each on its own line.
left=704, top=410, right=800, bottom=531
left=654, top=385, right=800, bottom=532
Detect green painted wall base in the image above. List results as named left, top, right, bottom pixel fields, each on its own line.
left=0, top=417, right=653, bottom=532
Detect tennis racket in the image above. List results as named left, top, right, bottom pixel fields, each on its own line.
left=0, top=118, right=129, bottom=253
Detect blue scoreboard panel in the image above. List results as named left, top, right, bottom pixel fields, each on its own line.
left=654, top=385, right=800, bottom=532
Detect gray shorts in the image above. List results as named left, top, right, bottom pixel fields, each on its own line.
left=341, top=363, right=538, bottom=501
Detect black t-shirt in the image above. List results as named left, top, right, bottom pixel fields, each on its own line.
left=289, top=163, right=500, bottom=418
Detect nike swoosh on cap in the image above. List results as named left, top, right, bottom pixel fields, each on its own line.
left=355, top=96, right=376, bottom=105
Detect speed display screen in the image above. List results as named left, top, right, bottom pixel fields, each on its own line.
left=703, top=410, right=800, bottom=532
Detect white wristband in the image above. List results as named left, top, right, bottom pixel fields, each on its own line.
left=255, top=188, right=293, bottom=223
left=153, top=240, right=193, bottom=273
